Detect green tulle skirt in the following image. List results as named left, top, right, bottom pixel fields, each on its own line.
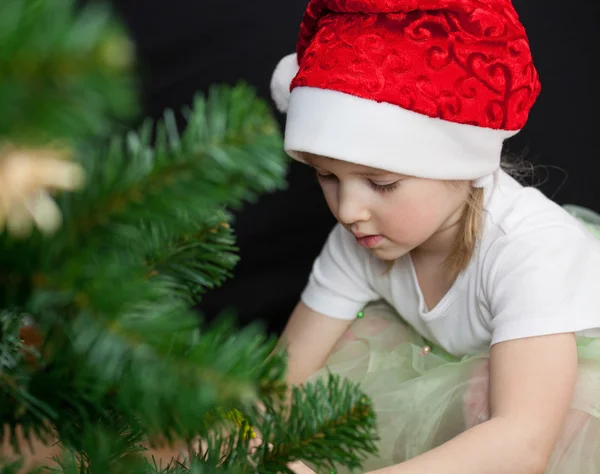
left=308, top=206, right=600, bottom=473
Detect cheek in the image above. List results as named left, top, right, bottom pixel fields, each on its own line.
left=320, top=184, right=338, bottom=212
left=378, top=192, right=450, bottom=240
left=380, top=203, right=436, bottom=240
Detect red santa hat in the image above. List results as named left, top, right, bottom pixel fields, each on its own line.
left=271, top=0, right=541, bottom=182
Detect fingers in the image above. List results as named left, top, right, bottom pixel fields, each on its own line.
left=287, top=460, right=317, bottom=474
left=186, top=435, right=316, bottom=474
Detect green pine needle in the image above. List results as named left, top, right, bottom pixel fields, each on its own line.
left=0, top=0, right=137, bottom=143
left=195, top=375, right=378, bottom=474
left=258, top=375, right=379, bottom=473
left=142, top=210, right=239, bottom=303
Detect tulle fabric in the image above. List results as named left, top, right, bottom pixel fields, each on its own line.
left=308, top=207, right=600, bottom=473
left=565, top=204, right=600, bottom=239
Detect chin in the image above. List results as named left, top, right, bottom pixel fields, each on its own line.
left=372, top=246, right=408, bottom=262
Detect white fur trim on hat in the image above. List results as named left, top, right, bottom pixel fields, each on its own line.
left=270, top=53, right=299, bottom=113
left=472, top=173, right=496, bottom=188
left=285, top=87, right=518, bottom=180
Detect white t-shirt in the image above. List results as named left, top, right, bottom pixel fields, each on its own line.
left=301, top=170, right=600, bottom=357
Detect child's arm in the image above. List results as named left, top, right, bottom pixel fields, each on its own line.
left=369, top=332, right=578, bottom=474
left=279, top=301, right=353, bottom=385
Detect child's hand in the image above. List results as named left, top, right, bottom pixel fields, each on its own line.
left=287, top=460, right=317, bottom=474
left=249, top=439, right=317, bottom=474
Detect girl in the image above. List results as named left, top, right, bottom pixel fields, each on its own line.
left=270, top=0, right=600, bottom=473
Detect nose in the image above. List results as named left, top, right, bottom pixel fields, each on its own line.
left=337, top=184, right=370, bottom=225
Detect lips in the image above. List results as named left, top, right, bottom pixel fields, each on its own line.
left=355, top=234, right=384, bottom=249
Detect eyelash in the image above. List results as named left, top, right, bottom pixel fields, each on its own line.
left=368, top=181, right=400, bottom=193
left=316, top=173, right=400, bottom=194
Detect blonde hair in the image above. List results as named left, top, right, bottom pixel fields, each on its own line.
left=443, top=153, right=534, bottom=281
left=443, top=185, right=485, bottom=282
left=383, top=183, right=485, bottom=281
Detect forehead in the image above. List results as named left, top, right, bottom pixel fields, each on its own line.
left=302, top=153, right=394, bottom=176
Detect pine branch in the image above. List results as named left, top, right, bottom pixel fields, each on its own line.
left=43, top=424, right=149, bottom=474
left=0, top=85, right=289, bottom=444
left=1, top=300, right=289, bottom=445
left=256, top=375, right=378, bottom=474
left=140, top=211, right=239, bottom=304
left=62, top=83, right=286, bottom=248
left=0, top=0, right=137, bottom=143
left=0, top=312, right=59, bottom=453
left=0, top=83, right=287, bottom=308
left=3, top=307, right=377, bottom=474
left=190, top=375, right=378, bottom=474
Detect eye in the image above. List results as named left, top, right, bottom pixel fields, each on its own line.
left=368, top=180, right=400, bottom=194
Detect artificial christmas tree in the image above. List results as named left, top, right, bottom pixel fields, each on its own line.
left=0, top=1, right=378, bottom=473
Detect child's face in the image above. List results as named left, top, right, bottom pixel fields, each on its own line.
left=304, top=154, right=471, bottom=261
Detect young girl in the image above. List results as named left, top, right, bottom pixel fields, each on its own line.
left=270, top=0, right=600, bottom=473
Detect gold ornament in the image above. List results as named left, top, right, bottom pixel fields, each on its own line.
left=0, top=143, right=85, bottom=237
left=207, top=407, right=257, bottom=440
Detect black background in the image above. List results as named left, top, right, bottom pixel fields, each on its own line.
left=111, top=0, right=599, bottom=334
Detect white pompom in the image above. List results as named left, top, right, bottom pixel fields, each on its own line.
left=270, top=53, right=300, bottom=113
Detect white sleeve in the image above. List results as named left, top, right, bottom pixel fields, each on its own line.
left=487, top=224, right=600, bottom=346
left=301, top=223, right=380, bottom=320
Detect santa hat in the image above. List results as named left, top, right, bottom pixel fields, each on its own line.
left=271, top=0, right=541, bottom=182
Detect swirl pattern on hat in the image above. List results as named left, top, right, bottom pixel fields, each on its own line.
left=293, top=0, right=540, bottom=130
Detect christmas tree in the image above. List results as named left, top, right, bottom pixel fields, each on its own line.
left=0, top=1, right=378, bottom=473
